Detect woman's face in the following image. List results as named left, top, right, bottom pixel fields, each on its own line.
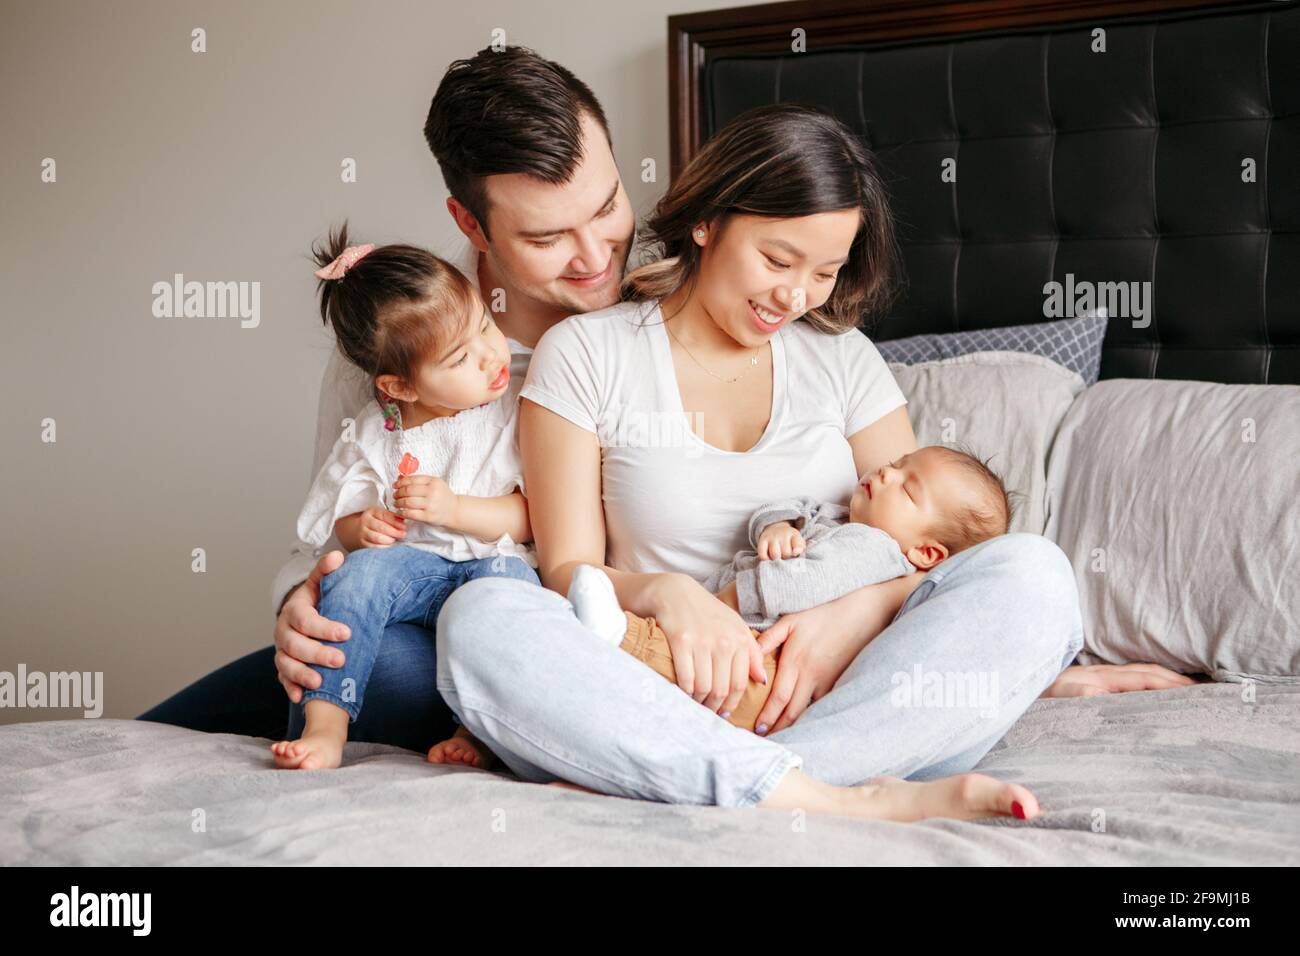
left=692, top=209, right=861, bottom=346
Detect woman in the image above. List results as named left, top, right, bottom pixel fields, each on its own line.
left=428, top=104, right=1087, bottom=820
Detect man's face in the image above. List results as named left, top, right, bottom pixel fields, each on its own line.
left=478, top=111, right=634, bottom=316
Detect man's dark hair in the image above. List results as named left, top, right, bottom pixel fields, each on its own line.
left=424, top=45, right=612, bottom=239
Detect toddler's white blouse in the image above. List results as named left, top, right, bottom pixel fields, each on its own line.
left=296, top=342, right=536, bottom=568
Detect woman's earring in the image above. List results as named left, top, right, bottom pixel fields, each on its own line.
left=694, top=228, right=706, bottom=242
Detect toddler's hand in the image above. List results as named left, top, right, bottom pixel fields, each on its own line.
left=758, top=522, right=805, bottom=560
left=359, top=507, right=407, bottom=548
left=394, top=474, right=458, bottom=527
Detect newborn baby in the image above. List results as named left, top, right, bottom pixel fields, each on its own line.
left=568, top=445, right=1013, bottom=733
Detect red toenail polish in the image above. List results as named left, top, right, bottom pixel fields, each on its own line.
left=1012, top=801, right=1026, bottom=820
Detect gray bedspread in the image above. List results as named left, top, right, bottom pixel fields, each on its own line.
left=3, top=683, right=1298, bottom=865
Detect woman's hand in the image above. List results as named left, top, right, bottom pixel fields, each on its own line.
left=748, top=602, right=863, bottom=734
left=273, top=551, right=352, bottom=703
left=751, top=571, right=922, bottom=734
left=1039, top=663, right=1197, bottom=698
left=644, top=572, right=768, bottom=717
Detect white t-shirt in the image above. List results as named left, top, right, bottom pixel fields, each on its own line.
left=269, top=241, right=532, bottom=611
left=519, top=300, right=907, bottom=582
left=294, top=338, right=536, bottom=569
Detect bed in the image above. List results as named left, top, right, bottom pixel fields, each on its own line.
left=4, top=0, right=1298, bottom=865
left=3, top=684, right=1297, bottom=865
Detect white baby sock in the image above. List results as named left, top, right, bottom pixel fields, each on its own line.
left=567, top=564, right=628, bottom=646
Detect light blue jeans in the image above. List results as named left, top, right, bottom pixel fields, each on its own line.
left=290, top=545, right=538, bottom=733
left=434, top=532, right=1084, bottom=808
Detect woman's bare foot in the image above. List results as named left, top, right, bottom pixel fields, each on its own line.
left=759, top=768, right=1038, bottom=822
left=428, top=727, right=496, bottom=769
left=270, top=700, right=348, bottom=770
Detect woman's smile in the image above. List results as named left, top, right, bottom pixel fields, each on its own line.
left=747, top=299, right=788, bottom=332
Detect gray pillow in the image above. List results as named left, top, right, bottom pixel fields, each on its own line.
left=875, top=312, right=1107, bottom=386
left=888, top=351, right=1085, bottom=536
left=1044, top=379, right=1300, bottom=682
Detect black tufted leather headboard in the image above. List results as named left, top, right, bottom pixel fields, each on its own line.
left=668, top=0, right=1300, bottom=384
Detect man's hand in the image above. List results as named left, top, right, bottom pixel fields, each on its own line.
left=757, top=521, right=805, bottom=561
left=273, top=551, right=351, bottom=703
left=1040, top=663, right=1197, bottom=698
left=358, top=506, right=406, bottom=548
left=394, top=474, right=458, bottom=527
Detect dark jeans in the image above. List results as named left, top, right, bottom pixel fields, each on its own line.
left=136, top=622, right=456, bottom=754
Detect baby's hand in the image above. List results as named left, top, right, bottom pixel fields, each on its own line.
left=394, top=474, right=458, bottom=527
left=758, top=521, right=805, bottom=560
left=359, top=506, right=407, bottom=548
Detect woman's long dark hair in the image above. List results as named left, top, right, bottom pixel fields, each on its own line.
left=623, top=103, right=901, bottom=333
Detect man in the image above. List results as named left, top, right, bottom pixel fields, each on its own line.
left=140, top=45, right=635, bottom=749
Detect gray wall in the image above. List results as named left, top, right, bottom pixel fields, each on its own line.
left=0, top=0, right=740, bottom=723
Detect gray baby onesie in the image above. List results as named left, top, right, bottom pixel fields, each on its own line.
left=701, top=496, right=916, bottom=630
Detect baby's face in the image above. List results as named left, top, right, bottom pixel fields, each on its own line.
left=408, top=295, right=513, bottom=413
left=848, top=446, right=977, bottom=568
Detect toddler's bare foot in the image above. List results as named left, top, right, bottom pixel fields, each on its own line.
left=427, top=731, right=495, bottom=769
left=270, top=700, right=348, bottom=770
left=269, top=732, right=344, bottom=771
left=760, top=768, right=1039, bottom=822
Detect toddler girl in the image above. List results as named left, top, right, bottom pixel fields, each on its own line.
left=271, top=224, right=536, bottom=771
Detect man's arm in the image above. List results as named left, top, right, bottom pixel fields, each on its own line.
left=272, top=348, right=373, bottom=615
left=271, top=546, right=322, bottom=616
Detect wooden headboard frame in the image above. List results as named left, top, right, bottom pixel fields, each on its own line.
left=668, top=0, right=1241, bottom=179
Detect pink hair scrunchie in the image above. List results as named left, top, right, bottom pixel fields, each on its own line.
left=314, top=243, right=376, bottom=280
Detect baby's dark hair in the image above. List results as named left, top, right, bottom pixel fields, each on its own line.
left=311, top=221, right=478, bottom=394
left=926, top=445, right=1016, bottom=555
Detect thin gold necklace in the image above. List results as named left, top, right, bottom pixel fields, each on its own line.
left=665, top=320, right=761, bottom=384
